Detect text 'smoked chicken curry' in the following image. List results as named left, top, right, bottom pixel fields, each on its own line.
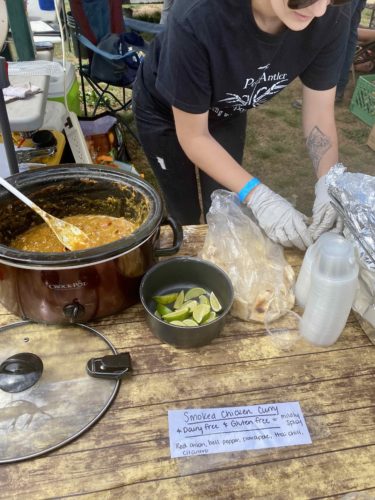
left=11, top=215, right=138, bottom=252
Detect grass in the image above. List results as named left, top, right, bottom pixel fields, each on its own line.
left=60, top=2, right=375, bottom=217
left=127, top=4, right=161, bottom=23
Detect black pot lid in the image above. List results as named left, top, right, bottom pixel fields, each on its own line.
left=0, top=321, right=123, bottom=463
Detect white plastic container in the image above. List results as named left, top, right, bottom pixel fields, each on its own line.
left=295, top=232, right=346, bottom=308
left=299, top=238, right=359, bottom=347
left=47, top=60, right=81, bottom=115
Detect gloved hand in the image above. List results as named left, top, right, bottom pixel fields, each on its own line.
left=247, top=184, right=312, bottom=251
left=309, top=174, right=343, bottom=241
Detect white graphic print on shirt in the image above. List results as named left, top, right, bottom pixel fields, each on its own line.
left=215, top=64, right=289, bottom=116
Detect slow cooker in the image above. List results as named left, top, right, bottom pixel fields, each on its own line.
left=0, top=165, right=182, bottom=323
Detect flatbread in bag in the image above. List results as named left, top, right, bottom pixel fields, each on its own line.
left=200, top=190, right=295, bottom=323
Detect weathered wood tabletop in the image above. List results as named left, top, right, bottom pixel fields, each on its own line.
left=1, top=225, right=374, bottom=499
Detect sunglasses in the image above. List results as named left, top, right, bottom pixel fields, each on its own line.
left=288, top=0, right=352, bottom=9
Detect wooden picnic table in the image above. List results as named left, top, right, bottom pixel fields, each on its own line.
left=1, top=224, right=374, bottom=499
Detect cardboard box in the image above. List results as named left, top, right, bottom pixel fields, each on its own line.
left=367, top=124, right=375, bottom=151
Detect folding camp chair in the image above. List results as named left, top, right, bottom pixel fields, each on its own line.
left=124, top=15, right=164, bottom=37
left=67, top=0, right=163, bottom=141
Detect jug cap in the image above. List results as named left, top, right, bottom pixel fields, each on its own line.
left=317, top=237, right=357, bottom=279
left=307, top=232, right=345, bottom=260
left=316, top=231, right=346, bottom=247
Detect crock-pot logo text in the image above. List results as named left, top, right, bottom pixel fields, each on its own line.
left=45, top=280, right=88, bottom=290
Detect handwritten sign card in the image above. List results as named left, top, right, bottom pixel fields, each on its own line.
left=168, top=402, right=311, bottom=458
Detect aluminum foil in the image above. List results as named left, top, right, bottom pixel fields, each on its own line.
left=327, top=163, right=375, bottom=271
left=326, top=164, right=375, bottom=340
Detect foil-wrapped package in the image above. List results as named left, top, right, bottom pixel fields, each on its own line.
left=327, top=164, right=375, bottom=343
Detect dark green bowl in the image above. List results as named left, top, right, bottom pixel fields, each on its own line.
left=139, top=257, right=234, bottom=348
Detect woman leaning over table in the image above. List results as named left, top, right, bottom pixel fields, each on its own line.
left=133, top=0, right=351, bottom=250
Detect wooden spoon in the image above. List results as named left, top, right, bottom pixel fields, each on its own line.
left=0, top=177, right=90, bottom=251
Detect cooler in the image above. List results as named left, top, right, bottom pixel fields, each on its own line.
left=47, top=60, right=81, bottom=115
left=27, top=0, right=61, bottom=22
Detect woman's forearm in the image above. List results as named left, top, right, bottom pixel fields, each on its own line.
left=302, top=86, right=339, bottom=177
left=173, top=107, right=254, bottom=196
left=178, top=131, right=253, bottom=192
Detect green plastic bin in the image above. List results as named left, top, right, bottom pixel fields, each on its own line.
left=350, top=74, right=375, bottom=127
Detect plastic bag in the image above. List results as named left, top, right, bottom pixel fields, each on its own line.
left=352, top=265, right=375, bottom=344
left=200, top=190, right=295, bottom=323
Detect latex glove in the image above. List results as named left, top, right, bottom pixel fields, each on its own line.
left=309, top=174, right=343, bottom=241
left=247, top=184, right=313, bottom=251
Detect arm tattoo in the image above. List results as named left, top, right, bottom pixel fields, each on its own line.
left=306, top=126, right=331, bottom=174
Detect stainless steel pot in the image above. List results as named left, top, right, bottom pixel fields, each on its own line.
left=0, top=165, right=182, bottom=323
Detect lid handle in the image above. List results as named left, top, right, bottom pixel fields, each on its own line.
left=0, top=352, right=43, bottom=393
left=86, top=352, right=132, bottom=380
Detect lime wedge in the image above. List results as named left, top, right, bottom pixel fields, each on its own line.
left=173, top=290, right=185, bottom=309
left=154, top=310, right=161, bottom=319
left=156, top=304, right=172, bottom=316
left=198, top=294, right=209, bottom=305
left=202, top=311, right=217, bottom=324
left=192, top=303, right=211, bottom=324
left=209, top=291, right=222, bottom=312
left=185, top=287, right=207, bottom=301
left=153, top=293, right=178, bottom=305
left=183, top=300, right=198, bottom=312
left=183, top=319, right=199, bottom=327
left=170, top=320, right=186, bottom=326
left=162, top=307, right=190, bottom=322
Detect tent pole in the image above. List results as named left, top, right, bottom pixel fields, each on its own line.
left=5, top=0, right=36, bottom=61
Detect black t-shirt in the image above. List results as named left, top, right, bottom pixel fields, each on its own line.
left=139, top=0, right=350, bottom=122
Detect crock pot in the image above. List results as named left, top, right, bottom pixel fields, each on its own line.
left=0, top=165, right=182, bottom=323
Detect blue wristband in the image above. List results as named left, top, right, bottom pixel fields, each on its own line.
left=237, top=178, right=261, bottom=203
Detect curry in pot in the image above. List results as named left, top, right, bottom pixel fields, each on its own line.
left=11, top=214, right=138, bottom=252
